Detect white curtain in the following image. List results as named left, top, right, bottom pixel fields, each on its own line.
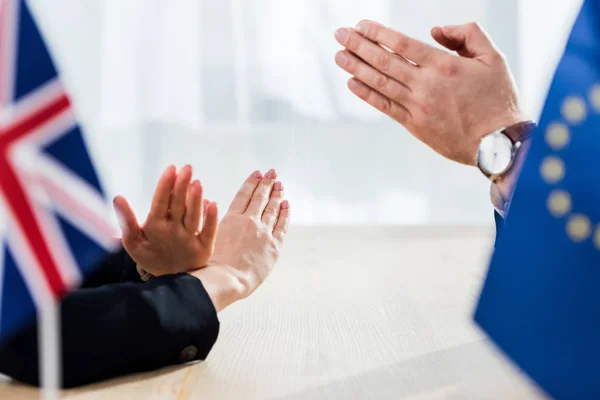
left=28, top=0, right=520, bottom=225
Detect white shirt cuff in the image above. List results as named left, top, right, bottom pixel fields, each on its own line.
left=490, top=183, right=509, bottom=218
left=488, top=139, right=531, bottom=218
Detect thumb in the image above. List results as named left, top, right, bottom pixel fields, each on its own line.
left=431, top=23, right=496, bottom=59
left=113, top=195, right=142, bottom=248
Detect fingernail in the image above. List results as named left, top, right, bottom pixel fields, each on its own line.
left=335, top=28, right=348, bottom=44
left=266, top=169, right=277, bottom=179
left=281, top=200, right=290, bottom=210
left=252, top=170, right=262, bottom=179
left=335, top=51, right=348, bottom=67
left=355, top=22, right=366, bottom=34
left=273, top=181, right=283, bottom=191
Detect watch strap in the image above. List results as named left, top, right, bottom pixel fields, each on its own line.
left=502, top=121, right=537, bottom=143
left=136, top=264, right=154, bottom=281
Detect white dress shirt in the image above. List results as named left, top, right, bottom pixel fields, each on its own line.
left=489, top=139, right=532, bottom=218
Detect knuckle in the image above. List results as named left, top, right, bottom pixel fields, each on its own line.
left=436, top=58, right=458, bottom=77
left=377, top=97, right=391, bottom=113
left=264, top=207, right=278, bottom=218
left=391, top=36, right=407, bottom=53
left=491, top=49, right=507, bottom=64
left=252, top=192, right=269, bottom=202
left=366, top=91, right=379, bottom=106
left=244, top=215, right=261, bottom=229
left=241, top=181, right=256, bottom=192
left=358, top=20, right=374, bottom=37
left=375, top=51, right=390, bottom=71
left=338, top=51, right=353, bottom=70
left=369, top=24, right=380, bottom=39
left=388, top=102, right=403, bottom=122
left=373, top=73, right=388, bottom=91
left=274, top=226, right=288, bottom=236
left=346, top=33, right=359, bottom=50
left=355, top=84, right=370, bottom=99
left=236, top=191, right=252, bottom=201
left=467, top=22, right=481, bottom=33
left=393, top=66, right=408, bottom=83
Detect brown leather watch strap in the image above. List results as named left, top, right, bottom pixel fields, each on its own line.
left=503, top=121, right=537, bottom=143
left=136, top=264, right=154, bottom=281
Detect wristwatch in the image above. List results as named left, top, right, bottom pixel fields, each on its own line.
left=476, top=121, right=537, bottom=182
left=136, top=264, right=154, bottom=281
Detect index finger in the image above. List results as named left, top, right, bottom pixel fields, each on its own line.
left=227, top=170, right=263, bottom=215
left=334, top=30, right=416, bottom=90
left=354, top=20, right=445, bottom=66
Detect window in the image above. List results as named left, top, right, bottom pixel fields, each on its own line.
left=32, top=0, right=536, bottom=225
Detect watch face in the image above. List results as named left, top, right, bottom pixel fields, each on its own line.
left=477, top=132, right=514, bottom=176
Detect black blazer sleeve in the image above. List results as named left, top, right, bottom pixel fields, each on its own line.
left=0, top=250, right=220, bottom=388
left=81, top=247, right=144, bottom=288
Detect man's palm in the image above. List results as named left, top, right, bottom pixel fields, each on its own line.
left=113, top=165, right=218, bottom=277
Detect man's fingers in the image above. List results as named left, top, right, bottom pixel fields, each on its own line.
left=245, top=169, right=277, bottom=217
left=335, top=50, right=413, bottom=106
left=183, top=180, right=203, bottom=234
left=347, top=78, right=411, bottom=125
left=149, top=165, right=177, bottom=218
left=273, top=201, right=291, bottom=242
left=199, top=202, right=218, bottom=251
left=261, top=181, right=284, bottom=228
left=113, top=195, right=142, bottom=248
left=431, top=26, right=465, bottom=53
left=171, top=165, right=193, bottom=221
left=431, top=23, right=497, bottom=59
left=334, top=28, right=417, bottom=90
left=351, top=20, right=444, bottom=66
left=227, top=170, right=263, bottom=214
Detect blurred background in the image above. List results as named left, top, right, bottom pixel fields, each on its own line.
left=27, top=0, right=582, bottom=226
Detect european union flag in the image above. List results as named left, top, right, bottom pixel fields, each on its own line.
left=475, top=1, right=600, bottom=398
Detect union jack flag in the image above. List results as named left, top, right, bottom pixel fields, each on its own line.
left=0, top=0, right=118, bottom=343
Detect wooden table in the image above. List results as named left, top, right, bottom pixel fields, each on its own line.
left=0, top=227, right=547, bottom=399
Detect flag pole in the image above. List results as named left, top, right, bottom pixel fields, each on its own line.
left=38, top=299, right=60, bottom=400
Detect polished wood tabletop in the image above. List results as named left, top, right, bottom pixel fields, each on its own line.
left=0, top=227, right=547, bottom=399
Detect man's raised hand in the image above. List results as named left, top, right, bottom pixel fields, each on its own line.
left=113, top=165, right=218, bottom=277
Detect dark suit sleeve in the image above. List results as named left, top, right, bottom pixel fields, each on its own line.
left=81, top=247, right=144, bottom=288
left=0, top=253, right=219, bottom=388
